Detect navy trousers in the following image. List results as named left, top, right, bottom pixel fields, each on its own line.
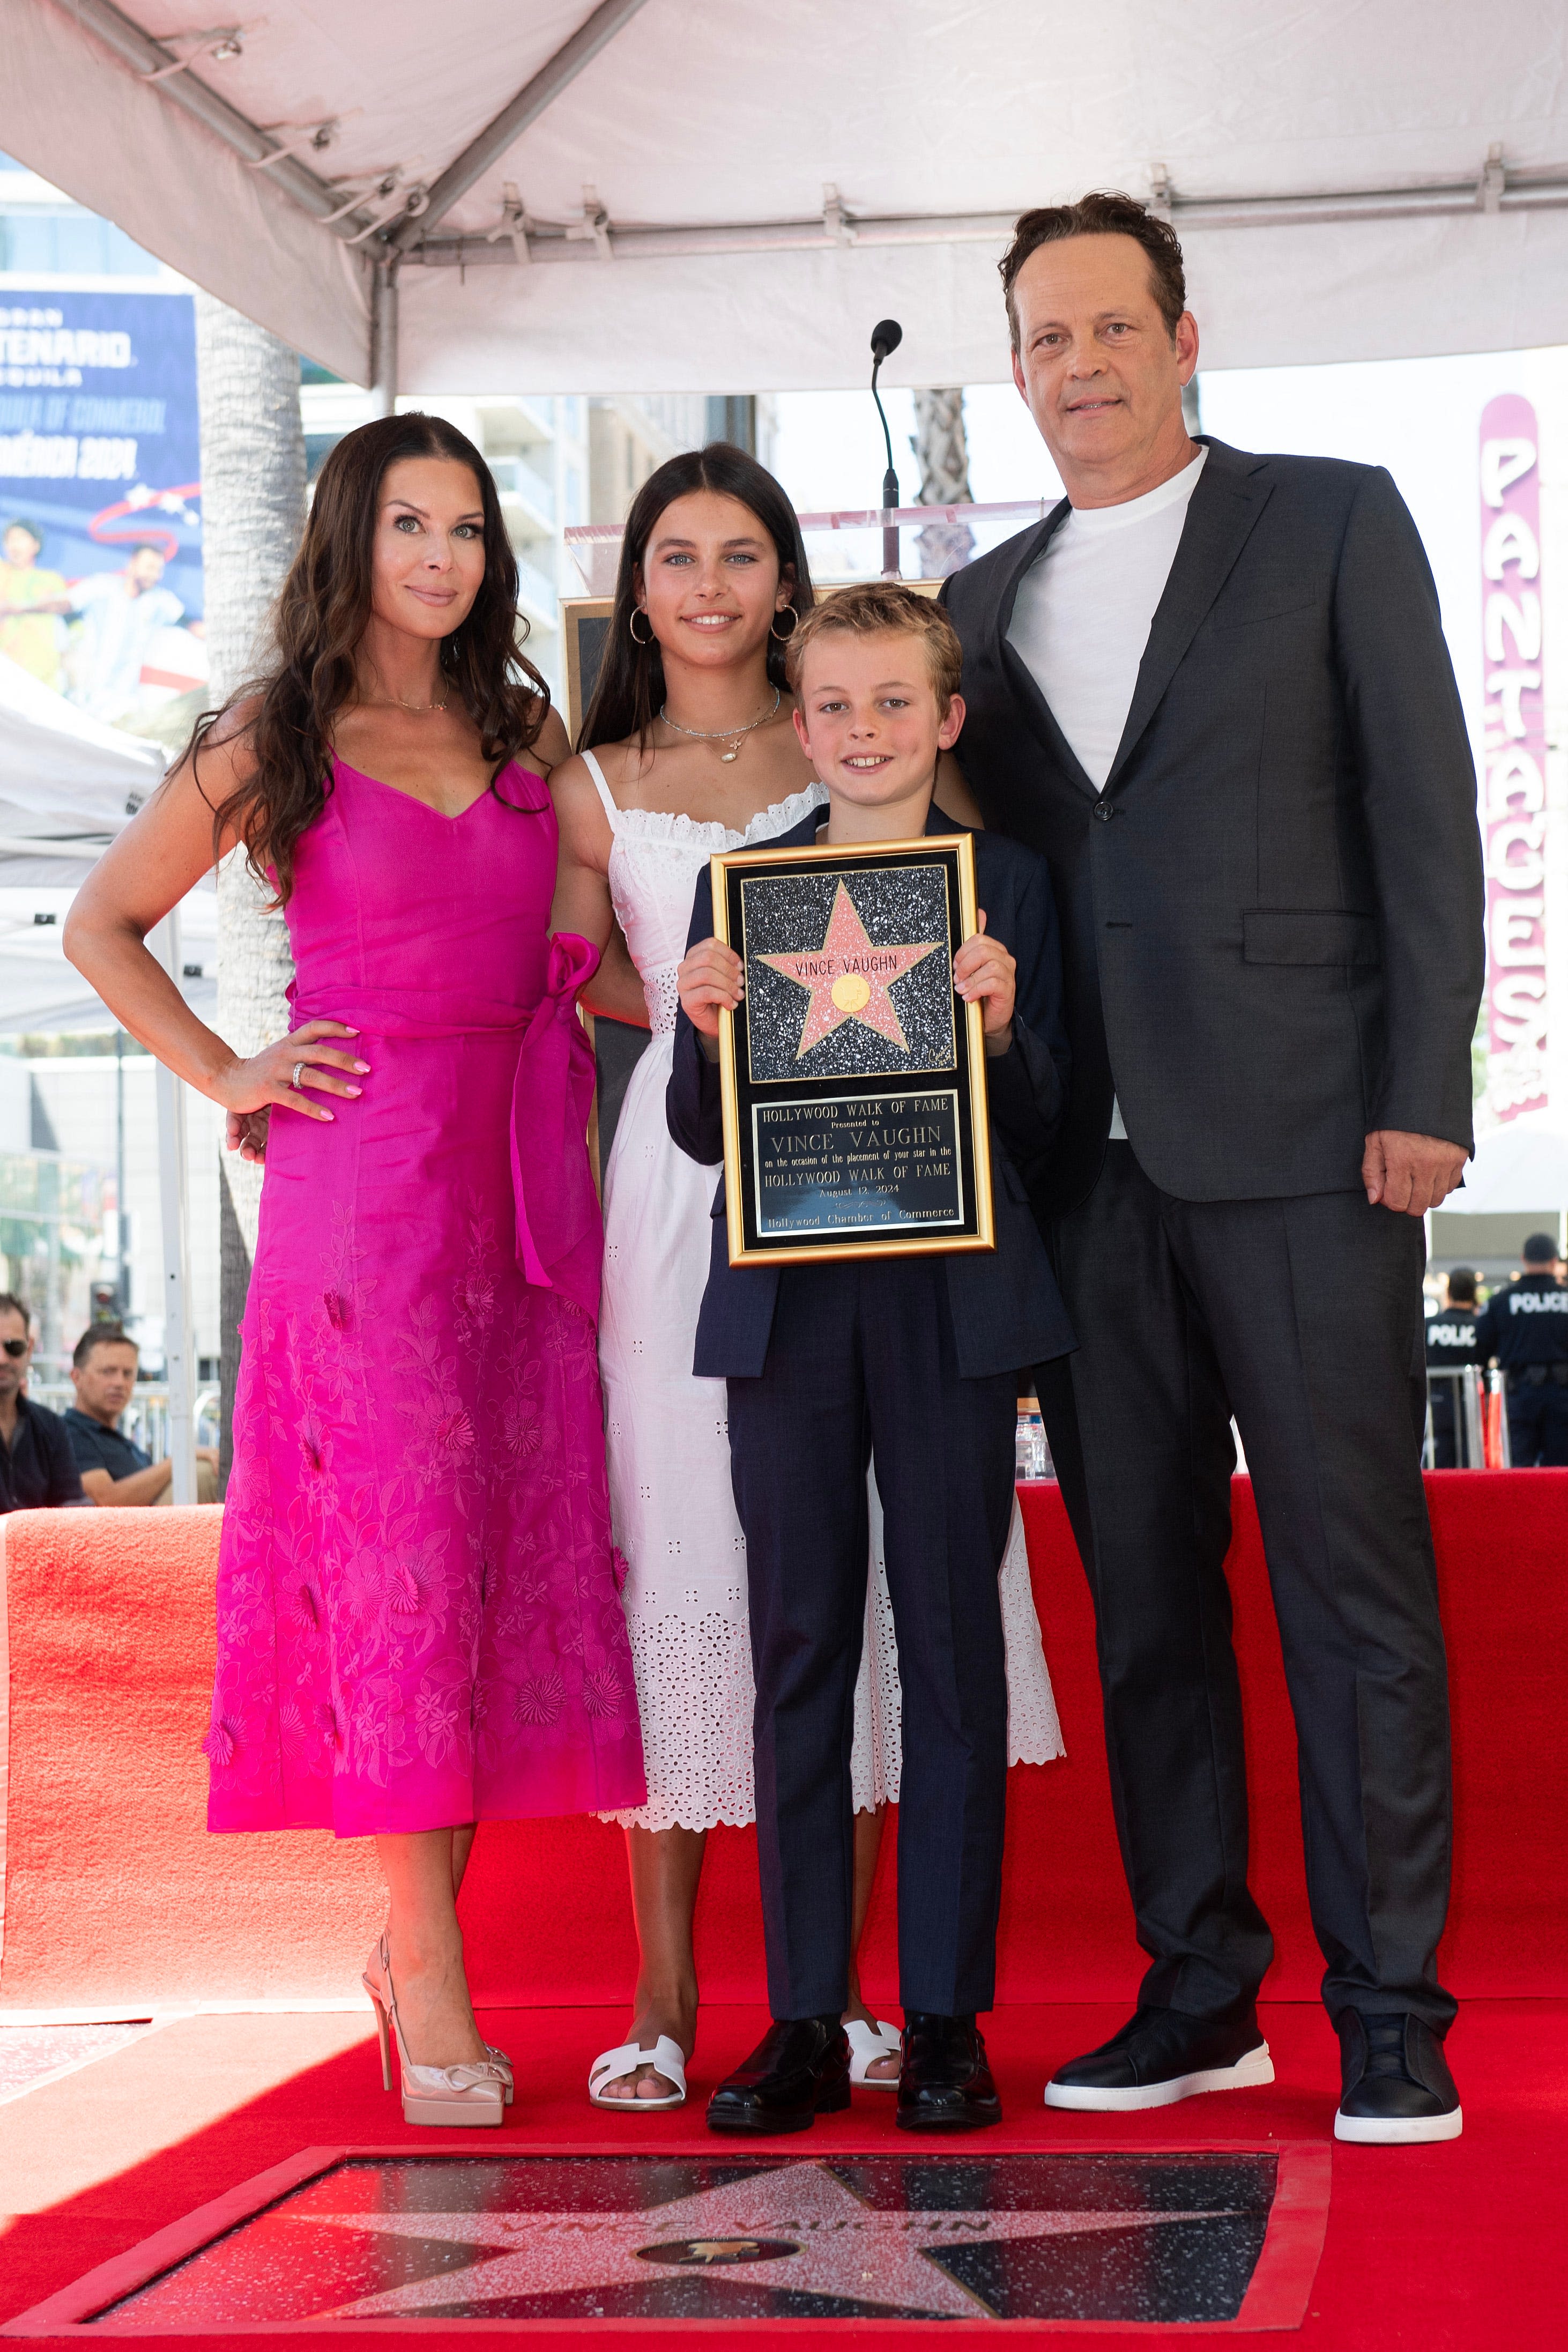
left=726, top=1255, right=1016, bottom=2021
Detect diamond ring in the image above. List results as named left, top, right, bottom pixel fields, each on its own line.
left=291, top=1062, right=305, bottom=1090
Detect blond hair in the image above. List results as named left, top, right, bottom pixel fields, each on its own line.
left=786, top=580, right=962, bottom=709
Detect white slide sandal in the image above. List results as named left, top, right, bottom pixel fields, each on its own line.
left=846, top=2017, right=903, bottom=2087
left=588, top=2035, right=688, bottom=2110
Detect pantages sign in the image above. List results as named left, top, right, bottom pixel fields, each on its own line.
left=1479, top=393, right=1549, bottom=1122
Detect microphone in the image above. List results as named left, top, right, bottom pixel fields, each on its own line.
left=870, top=318, right=903, bottom=575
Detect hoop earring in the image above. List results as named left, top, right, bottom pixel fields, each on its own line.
left=629, top=607, right=653, bottom=646
left=769, top=605, right=799, bottom=643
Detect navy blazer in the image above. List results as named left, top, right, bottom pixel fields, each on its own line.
left=666, top=802, right=1077, bottom=1381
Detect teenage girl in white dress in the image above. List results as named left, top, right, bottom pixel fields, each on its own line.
left=549, top=446, right=1063, bottom=2109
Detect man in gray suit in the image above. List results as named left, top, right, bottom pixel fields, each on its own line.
left=942, top=192, right=1484, bottom=2145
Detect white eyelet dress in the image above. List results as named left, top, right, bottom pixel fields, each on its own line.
left=585, top=752, right=1064, bottom=1834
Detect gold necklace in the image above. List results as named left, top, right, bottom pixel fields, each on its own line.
left=658, top=686, right=780, bottom=763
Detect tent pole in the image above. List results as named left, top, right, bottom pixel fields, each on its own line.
left=115, top=1025, right=129, bottom=1315
left=148, top=914, right=197, bottom=1505
left=369, top=258, right=399, bottom=418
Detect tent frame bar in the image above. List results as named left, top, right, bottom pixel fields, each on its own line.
left=55, top=0, right=657, bottom=392
left=406, top=157, right=1568, bottom=267
left=58, top=0, right=384, bottom=243
left=386, top=0, right=655, bottom=254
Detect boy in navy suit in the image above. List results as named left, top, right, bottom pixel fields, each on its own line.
left=668, top=583, right=1073, bottom=2134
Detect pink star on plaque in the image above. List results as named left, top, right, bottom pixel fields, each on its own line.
left=757, top=880, right=942, bottom=1058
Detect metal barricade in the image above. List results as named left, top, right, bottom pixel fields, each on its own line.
left=28, top=1383, right=222, bottom=1459
left=1424, top=1366, right=1513, bottom=1468
left=1423, top=1366, right=1487, bottom=1468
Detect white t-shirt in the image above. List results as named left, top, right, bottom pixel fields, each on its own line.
left=1006, top=446, right=1207, bottom=1135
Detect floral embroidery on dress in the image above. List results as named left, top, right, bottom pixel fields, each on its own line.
left=204, top=762, right=644, bottom=1835
left=207, top=1173, right=643, bottom=1830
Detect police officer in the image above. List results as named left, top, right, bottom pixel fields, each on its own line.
left=1425, top=1267, right=1484, bottom=1467
left=1473, top=1234, right=1568, bottom=1467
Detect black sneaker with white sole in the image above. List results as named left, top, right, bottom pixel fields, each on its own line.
left=1334, top=2010, right=1462, bottom=2145
left=1043, top=2004, right=1274, bottom=2112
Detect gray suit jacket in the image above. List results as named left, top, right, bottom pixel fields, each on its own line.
left=942, top=437, right=1486, bottom=1215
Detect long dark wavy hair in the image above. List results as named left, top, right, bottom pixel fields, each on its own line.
left=577, top=443, right=814, bottom=753
left=196, top=412, right=551, bottom=903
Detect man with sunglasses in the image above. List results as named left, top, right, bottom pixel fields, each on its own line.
left=0, top=1294, right=88, bottom=1512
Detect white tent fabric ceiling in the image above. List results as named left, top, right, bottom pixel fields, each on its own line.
left=7, top=1, right=1568, bottom=394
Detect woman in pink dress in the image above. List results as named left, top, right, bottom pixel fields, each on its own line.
left=65, top=414, right=644, bottom=2126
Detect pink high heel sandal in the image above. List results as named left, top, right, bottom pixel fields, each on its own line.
left=362, top=1935, right=504, bottom=2128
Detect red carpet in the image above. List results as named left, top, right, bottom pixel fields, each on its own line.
left=4, top=1475, right=1564, bottom=2012
left=2, top=1999, right=1563, bottom=2345
left=1, top=1475, right=1565, bottom=2341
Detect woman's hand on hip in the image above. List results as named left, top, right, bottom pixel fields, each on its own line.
left=213, top=1020, right=368, bottom=1127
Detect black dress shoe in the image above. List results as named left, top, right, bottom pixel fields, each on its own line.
left=706, top=2016, right=850, bottom=2135
left=896, top=2013, right=1002, bottom=2132
left=1044, top=2004, right=1274, bottom=2111
left=1334, top=2011, right=1462, bottom=2144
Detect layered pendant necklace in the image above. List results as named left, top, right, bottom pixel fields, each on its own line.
left=658, top=685, right=781, bottom=762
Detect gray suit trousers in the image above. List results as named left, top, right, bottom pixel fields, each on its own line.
left=1035, top=1143, right=1456, bottom=2033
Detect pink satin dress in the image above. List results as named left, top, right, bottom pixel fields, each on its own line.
left=205, top=758, right=646, bottom=1836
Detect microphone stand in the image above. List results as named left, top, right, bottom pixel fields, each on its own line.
left=871, top=349, right=900, bottom=577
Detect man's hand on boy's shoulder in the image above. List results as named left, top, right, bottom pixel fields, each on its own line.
left=679, top=937, right=744, bottom=1058
left=955, top=911, right=1016, bottom=1055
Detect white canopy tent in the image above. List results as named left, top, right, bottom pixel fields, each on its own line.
left=0, top=650, right=165, bottom=887
left=0, top=884, right=214, bottom=1038
left=1444, top=1115, right=1568, bottom=1216
left=6, top=1, right=1568, bottom=399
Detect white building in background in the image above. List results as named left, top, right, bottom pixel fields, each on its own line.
left=587, top=396, right=761, bottom=529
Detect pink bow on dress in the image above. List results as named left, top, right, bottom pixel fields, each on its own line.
left=510, top=931, right=605, bottom=1326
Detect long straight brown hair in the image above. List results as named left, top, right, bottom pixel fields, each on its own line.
left=577, top=443, right=814, bottom=753
left=197, top=412, right=550, bottom=903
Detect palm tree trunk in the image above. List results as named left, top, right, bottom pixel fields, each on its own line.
left=912, top=388, right=976, bottom=580
left=194, top=293, right=305, bottom=1485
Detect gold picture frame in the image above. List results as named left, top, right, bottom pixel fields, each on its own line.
left=711, top=832, right=994, bottom=1267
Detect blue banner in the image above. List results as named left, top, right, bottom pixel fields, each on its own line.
left=0, top=289, right=203, bottom=722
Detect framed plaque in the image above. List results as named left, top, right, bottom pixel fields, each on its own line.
left=712, top=833, right=994, bottom=1266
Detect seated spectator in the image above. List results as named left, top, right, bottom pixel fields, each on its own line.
left=0, top=1293, right=89, bottom=1511
left=65, top=1324, right=220, bottom=1505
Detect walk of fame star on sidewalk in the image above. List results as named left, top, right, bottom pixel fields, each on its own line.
left=757, top=880, right=943, bottom=1058
left=20, top=2145, right=1328, bottom=2333
left=314, top=2159, right=1248, bottom=2321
